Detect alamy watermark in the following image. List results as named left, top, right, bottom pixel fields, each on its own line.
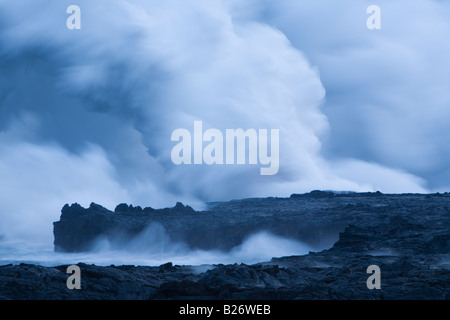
left=66, top=5, right=380, bottom=31
left=367, top=5, right=381, bottom=30
left=66, top=5, right=81, bottom=30
left=66, top=265, right=81, bottom=290
left=171, top=121, right=279, bottom=175
left=366, top=265, right=381, bottom=289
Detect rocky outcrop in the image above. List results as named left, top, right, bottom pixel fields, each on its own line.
left=1, top=191, right=449, bottom=300
left=53, top=191, right=450, bottom=255
left=53, top=201, right=196, bottom=252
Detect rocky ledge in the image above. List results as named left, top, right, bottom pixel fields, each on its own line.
left=0, top=191, right=449, bottom=299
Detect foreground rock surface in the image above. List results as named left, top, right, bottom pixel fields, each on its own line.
left=1, top=191, right=449, bottom=299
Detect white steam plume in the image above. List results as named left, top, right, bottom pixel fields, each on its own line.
left=0, top=0, right=428, bottom=245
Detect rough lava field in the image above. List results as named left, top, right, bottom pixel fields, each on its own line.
left=1, top=191, right=449, bottom=300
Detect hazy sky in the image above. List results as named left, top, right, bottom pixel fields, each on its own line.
left=1, top=0, right=449, bottom=240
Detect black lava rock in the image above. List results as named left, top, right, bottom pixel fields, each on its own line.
left=1, top=191, right=449, bottom=300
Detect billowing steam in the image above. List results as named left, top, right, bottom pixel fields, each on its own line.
left=0, top=224, right=312, bottom=267
left=2, top=0, right=447, bottom=263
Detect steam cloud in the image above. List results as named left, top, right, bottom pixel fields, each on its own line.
left=1, top=0, right=448, bottom=247
left=0, top=226, right=313, bottom=267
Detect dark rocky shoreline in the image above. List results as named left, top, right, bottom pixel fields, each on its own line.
left=1, top=191, right=449, bottom=300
